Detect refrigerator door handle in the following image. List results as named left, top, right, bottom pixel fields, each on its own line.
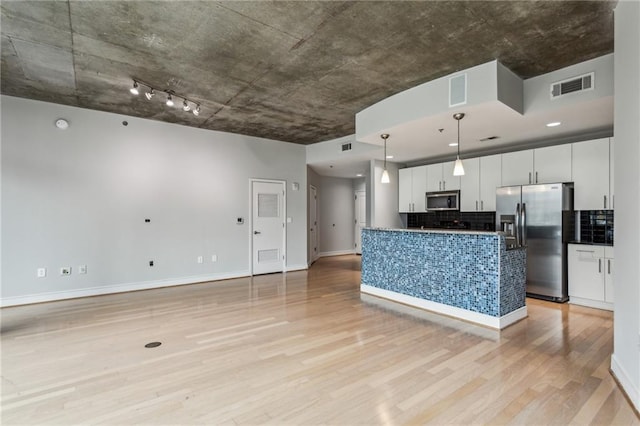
left=521, top=203, right=527, bottom=246
left=515, top=203, right=521, bottom=246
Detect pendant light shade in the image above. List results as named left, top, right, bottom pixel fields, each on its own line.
left=453, top=113, right=465, bottom=176
left=381, top=133, right=390, bottom=184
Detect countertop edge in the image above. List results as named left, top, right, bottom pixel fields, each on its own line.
left=364, top=227, right=501, bottom=236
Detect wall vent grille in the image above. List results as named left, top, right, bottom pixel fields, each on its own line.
left=341, top=142, right=352, bottom=152
left=550, top=72, right=594, bottom=99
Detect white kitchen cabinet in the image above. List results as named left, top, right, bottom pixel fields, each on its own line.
left=460, top=155, right=501, bottom=212
left=426, top=162, right=460, bottom=192
left=501, top=150, right=534, bottom=186
left=533, top=144, right=572, bottom=184
left=572, top=138, right=611, bottom=210
left=568, top=244, right=614, bottom=311
left=398, top=166, right=426, bottom=212
left=609, top=137, right=614, bottom=209
left=502, top=145, right=571, bottom=186
left=460, top=158, right=480, bottom=211
left=479, top=154, right=502, bottom=211
left=398, top=168, right=413, bottom=212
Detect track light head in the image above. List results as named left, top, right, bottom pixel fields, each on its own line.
left=130, top=81, right=139, bottom=95
left=182, top=100, right=191, bottom=112
left=145, top=88, right=155, bottom=100
left=166, top=93, right=174, bottom=107
left=193, top=105, right=201, bottom=116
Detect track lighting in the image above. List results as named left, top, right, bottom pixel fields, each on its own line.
left=130, top=81, right=139, bottom=95
left=127, top=79, right=202, bottom=117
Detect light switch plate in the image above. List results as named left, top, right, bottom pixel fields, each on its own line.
left=78, top=265, right=87, bottom=274
left=37, top=268, right=46, bottom=278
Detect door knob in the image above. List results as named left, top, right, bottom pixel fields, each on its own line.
left=254, top=231, right=261, bottom=235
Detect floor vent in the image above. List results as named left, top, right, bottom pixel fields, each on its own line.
left=550, top=72, right=594, bottom=99
left=341, top=142, right=352, bottom=152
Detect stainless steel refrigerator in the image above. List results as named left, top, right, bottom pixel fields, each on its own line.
left=496, top=183, right=574, bottom=302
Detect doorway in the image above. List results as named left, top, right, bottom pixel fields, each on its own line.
left=309, top=185, right=319, bottom=264
left=355, top=190, right=366, bottom=254
left=251, top=180, right=286, bottom=275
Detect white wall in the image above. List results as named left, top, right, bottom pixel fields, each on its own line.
left=612, top=0, right=640, bottom=411
left=318, top=176, right=355, bottom=256
left=370, top=160, right=403, bottom=229
left=1, top=96, right=307, bottom=306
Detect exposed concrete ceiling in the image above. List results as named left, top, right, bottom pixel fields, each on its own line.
left=1, top=1, right=615, bottom=145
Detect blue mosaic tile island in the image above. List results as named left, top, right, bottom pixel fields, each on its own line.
left=361, top=228, right=527, bottom=329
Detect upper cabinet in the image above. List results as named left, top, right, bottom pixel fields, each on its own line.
left=460, top=155, right=501, bottom=212
left=398, top=166, right=427, bottom=212
left=533, top=144, right=573, bottom=184
left=426, top=162, right=460, bottom=192
left=398, top=137, right=614, bottom=214
left=501, top=145, right=572, bottom=186
left=501, top=150, right=534, bottom=186
left=572, top=138, right=612, bottom=210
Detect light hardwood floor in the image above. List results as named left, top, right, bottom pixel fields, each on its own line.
left=1, top=255, right=638, bottom=425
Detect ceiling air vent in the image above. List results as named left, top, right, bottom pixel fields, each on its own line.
left=479, top=136, right=500, bottom=142
left=550, top=72, right=594, bottom=99
left=341, top=142, right=352, bottom=152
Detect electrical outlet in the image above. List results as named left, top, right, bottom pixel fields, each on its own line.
left=211, top=254, right=217, bottom=262
left=197, top=256, right=203, bottom=264
left=78, top=265, right=87, bottom=274
left=60, top=267, right=71, bottom=276
left=37, top=268, right=46, bottom=278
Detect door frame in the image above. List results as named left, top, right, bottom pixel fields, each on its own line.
left=249, top=178, right=287, bottom=276
left=355, top=190, right=366, bottom=255
left=309, top=184, right=319, bottom=265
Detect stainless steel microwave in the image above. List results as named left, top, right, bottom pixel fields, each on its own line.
left=426, top=190, right=460, bottom=211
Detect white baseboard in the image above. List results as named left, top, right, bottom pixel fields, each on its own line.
left=0, top=270, right=251, bottom=307
left=611, top=354, right=640, bottom=411
left=319, top=249, right=356, bottom=258
left=361, top=284, right=527, bottom=330
left=285, top=264, right=308, bottom=272
left=569, top=296, right=614, bottom=311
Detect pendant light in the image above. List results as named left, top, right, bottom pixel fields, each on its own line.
left=381, top=133, right=390, bottom=184
left=453, top=113, right=465, bottom=176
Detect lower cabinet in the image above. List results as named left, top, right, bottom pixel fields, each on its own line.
left=568, top=244, right=614, bottom=311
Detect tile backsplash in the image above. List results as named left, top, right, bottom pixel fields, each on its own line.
left=575, top=210, right=614, bottom=245
left=407, top=211, right=496, bottom=231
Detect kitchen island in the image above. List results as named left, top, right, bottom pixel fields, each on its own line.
left=361, top=228, right=527, bottom=329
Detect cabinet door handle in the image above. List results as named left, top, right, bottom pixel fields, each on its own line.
left=576, top=249, right=595, bottom=253
left=604, top=195, right=607, bottom=209
left=529, top=172, right=532, bottom=184
left=442, top=181, right=445, bottom=190
left=608, top=259, right=611, bottom=274
left=476, top=200, right=478, bottom=211
left=599, top=258, right=602, bottom=273
left=535, top=172, right=538, bottom=183
left=481, top=200, right=484, bottom=211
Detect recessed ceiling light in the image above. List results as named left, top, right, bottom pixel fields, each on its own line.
left=546, top=121, right=562, bottom=127
left=386, top=155, right=394, bottom=159
left=448, top=143, right=458, bottom=147
left=356, top=173, right=363, bottom=177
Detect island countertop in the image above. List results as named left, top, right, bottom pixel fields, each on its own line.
left=360, top=227, right=527, bottom=329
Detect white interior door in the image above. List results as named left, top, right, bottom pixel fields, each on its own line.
left=252, top=180, right=285, bottom=275
left=309, top=185, right=319, bottom=264
left=355, top=190, right=366, bottom=254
